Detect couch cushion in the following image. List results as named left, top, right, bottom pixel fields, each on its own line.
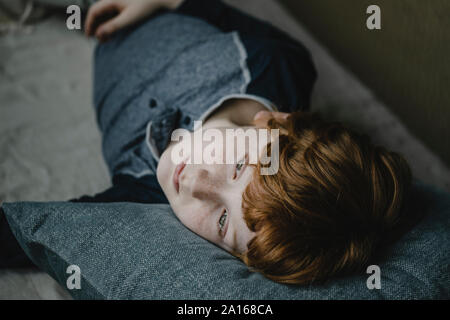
left=2, top=180, right=449, bottom=299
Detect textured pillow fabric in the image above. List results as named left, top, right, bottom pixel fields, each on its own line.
left=2, top=180, right=449, bottom=299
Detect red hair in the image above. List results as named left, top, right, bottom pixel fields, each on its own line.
left=239, top=111, right=412, bottom=284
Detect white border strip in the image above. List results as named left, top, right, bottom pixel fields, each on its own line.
left=146, top=121, right=161, bottom=162
left=116, top=169, right=154, bottom=179
left=232, top=31, right=251, bottom=93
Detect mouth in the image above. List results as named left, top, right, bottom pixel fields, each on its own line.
left=173, top=160, right=187, bottom=193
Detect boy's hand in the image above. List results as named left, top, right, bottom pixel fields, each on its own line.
left=253, top=110, right=290, bottom=128
left=85, top=0, right=183, bottom=42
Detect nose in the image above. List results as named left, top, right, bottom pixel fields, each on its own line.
left=183, top=167, right=220, bottom=200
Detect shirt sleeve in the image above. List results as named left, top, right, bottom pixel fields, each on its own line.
left=175, top=0, right=317, bottom=112
left=69, top=174, right=169, bottom=204
left=242, top=36, right=317, bottom=113
left=175, top=0, right=301, bottom=45
left=0, top=206, right=35, bottom=268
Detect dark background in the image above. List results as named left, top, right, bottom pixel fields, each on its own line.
left=280, top=0, right=450, bottom=166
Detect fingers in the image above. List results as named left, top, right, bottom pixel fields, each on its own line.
left=253, top=111, right=271, bottom=127
left=85, top=0, right=121, bottom=37
left=94, top=9, right=134, bottom=42
left=253, top=111, right=290, bottom=127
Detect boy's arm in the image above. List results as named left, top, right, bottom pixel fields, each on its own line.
left=85, top=0, right=184, bottom=42
left=175, top=1, right=317, bottom=113
left=174, top=0, right=300, bottom=45
left=86, top=0, right=302, bottom=47
left=0, top=207, right=35, bottom=268
left=69, top=174, right=168, bottom=204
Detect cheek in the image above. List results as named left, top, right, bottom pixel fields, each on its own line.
left=235, top=225, right=255, bottom=253
left=174, top=205, right=214, bottom=240
left=156, top=149, right=172, bottom=191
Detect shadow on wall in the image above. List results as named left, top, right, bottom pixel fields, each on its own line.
left=279, top=0, right=450, bottom=167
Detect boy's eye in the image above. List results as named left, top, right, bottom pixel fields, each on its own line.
left=233, top=155, right=247, bottom=179
left=219, top=210, right=228, bottom=232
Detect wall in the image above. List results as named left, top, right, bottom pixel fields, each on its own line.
left=279, top=0, right=450, bottom=166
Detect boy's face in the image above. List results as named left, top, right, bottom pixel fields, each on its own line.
left=157, top=126, right=272, bottom=254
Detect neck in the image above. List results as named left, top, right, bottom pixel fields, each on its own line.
left=201, top=98, right=270, bottom=130
left=166, top=98, right=270, bottom=150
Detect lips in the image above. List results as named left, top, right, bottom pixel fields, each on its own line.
left=173, top=160, right=186, bottom=193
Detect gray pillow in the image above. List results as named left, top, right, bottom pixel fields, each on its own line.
left=2, top=180, right=449, bottom=299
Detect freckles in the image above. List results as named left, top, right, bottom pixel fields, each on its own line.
left=183, top=206, right=212, bottom=235
left=191, top=187, right=212, bottom=200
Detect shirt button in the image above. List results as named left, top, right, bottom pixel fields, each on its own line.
left=183, top=116, right=191, bottom=125
left=149, top=98, right=157, bottom=108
